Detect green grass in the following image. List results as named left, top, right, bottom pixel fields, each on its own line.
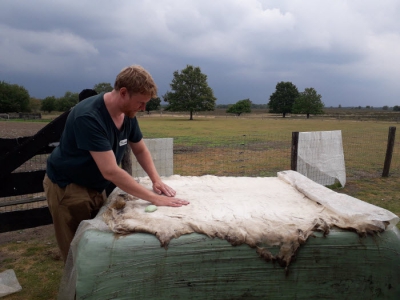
left=340, top=177, right=400, bottom=220
left=0, top=236, right=63, bottom=300
left=139, top=118, right=399, bottom=181
left=1, top=115, right=399, bottom=299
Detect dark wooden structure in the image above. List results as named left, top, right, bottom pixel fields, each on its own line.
left=290, top=132, right=299, bottom=171
left=0, top=110, right=118, bottom=233
left=382, top=126, right=396, bottom=177
left=0, top=111, right=69, bottom=232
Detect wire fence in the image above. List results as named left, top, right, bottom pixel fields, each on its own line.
left=173, top=134, right=291, bottom=177
left=171, top=130, right=399, bottom=180
left=1, top=128, right=398, bottom=213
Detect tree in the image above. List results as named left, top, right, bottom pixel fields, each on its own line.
left=382, top=106, right=389, bottom=110
left=226, top=99, right=252, bottom=116
left=0, top=81, right=30, bottom=113
left=268, top=82, right=299, bottom=118
left=251, top=103, right=268, bottom=109
left=41, top=96, right=57, bottom=113
left=29, top=97, right=42, bottom=112
left=56, top=91, right=78, bottom=112
left=393, top=106, right=400, bottom=111
left=93, top=82, right=113, bottom=94
left=145, top=97, right=161, bottom=114
left=292, top=88, right=325, bottom=119
left=163, top=65, right=216, bottom=120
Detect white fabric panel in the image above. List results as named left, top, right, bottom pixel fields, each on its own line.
left=297, top=130, right=346, bottom=187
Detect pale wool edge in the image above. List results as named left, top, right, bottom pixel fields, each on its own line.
left=277, top=170, right=399, bottom=229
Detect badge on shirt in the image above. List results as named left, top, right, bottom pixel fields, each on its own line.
left=119, top=139, right=127, bottom=146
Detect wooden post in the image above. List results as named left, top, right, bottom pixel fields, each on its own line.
left=121, top=147, right=132, bottom=175
left=382, top=126, right=396, bottom=177
left=291, top=132, right=299, bottom=171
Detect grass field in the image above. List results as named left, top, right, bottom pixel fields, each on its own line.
left=0, top=115, right=399, bottom=299
left=0, top=227, right=63, bottom=300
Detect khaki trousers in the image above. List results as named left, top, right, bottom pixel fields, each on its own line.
left=43, top=175, right=106, bottom=262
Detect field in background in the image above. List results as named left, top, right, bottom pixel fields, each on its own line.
left=38, top=107, right=400, bottom=122
left=1, top=115, right=400, bottom=299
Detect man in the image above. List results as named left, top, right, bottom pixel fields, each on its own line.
left=78, top=88, right=98, bottom=102
left=43, top=65, right=189, bottom=262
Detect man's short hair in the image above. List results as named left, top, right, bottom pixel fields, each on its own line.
left=79, top=89, right=98, bottom=102
left=114, top=65, right=157, bottom=98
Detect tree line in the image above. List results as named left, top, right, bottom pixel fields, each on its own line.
left=0, top=81, right=115, bottom=114
left=268, top=82, right=324, bottom=118
left=40, top=83, right=114, bottom=113
left=1, top=66, right=398, bottom=120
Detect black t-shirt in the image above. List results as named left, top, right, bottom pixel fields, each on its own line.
left=46, top=93, right=142, bottom=192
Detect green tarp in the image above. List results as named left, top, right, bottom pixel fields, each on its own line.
left=75, top=227, right=400, bottom=299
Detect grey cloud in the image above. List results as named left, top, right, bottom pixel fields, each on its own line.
left=0, top=0, right=399, bottom=107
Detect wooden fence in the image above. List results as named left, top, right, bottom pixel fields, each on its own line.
left=0, top=110, right=116, bottom=233
left=0, top=111, right=68, bottom=232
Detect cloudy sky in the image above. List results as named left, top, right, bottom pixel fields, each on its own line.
left=1, top=0, right=399, bottom=107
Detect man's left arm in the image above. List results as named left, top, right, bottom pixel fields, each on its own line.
left=129, top=140, right=176, bottom=197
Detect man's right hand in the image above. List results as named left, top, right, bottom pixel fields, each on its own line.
left=151, top=196, right=190, bottom=207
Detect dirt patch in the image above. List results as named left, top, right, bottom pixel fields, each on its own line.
left=0, top=224, right=62, bottom=267
left=174, top=145, right=204, bottom=154
left=0, top=224, right=55, bottom=246
left=0, top=121, right=46, bottom=138
left=337, top=182, right=361, bottom=197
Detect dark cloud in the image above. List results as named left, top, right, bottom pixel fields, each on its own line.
left=0, top=0, right=399, bottom=107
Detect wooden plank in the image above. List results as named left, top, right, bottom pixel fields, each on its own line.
left=0, top=196, right=46, bottom=208
left=0, top=137, right=31, bottom=155
left=0, top=170, right=46, bottom=197
left=0, top=138, right=58, bottom=155
left=0, top=207, right=52, bottom=233
left=0, top=110, right=69, bottom=178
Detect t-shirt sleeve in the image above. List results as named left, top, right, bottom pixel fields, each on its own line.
left=74, top=116, right=112, bottom=151
left=129, top=117, right=143, bottom=143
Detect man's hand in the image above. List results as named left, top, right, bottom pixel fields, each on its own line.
left=151, top=180, right=190, bottom=207
left=152, top=180, right=177, bottom=197
left=90, top=150, right=189, bottom=207
left=151, top=195, right=190, bottom=207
